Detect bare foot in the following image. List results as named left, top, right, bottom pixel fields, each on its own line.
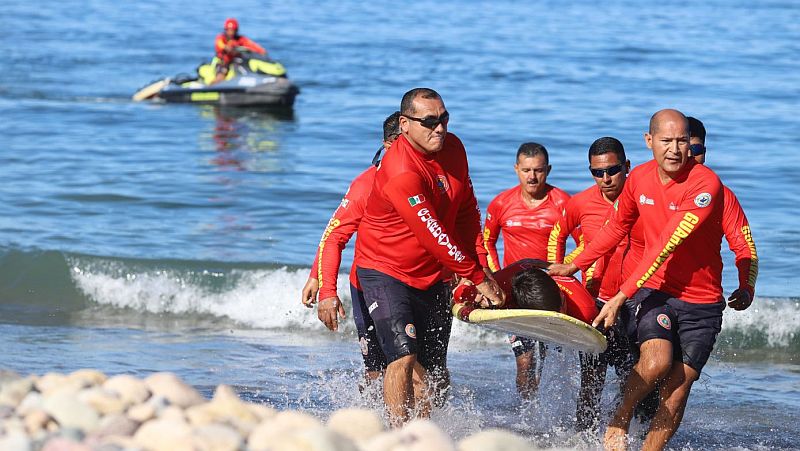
left=604, top=425, right=628, bottom=451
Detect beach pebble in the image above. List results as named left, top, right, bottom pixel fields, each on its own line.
left=144, top=372, right=204, bottom=408
left=246, top=402, right=277, bottom=422
left=160, top=405, right=187, bottom=423
left=0, top=369, right=23, bottom=386
left=133, top=418, right=193, bottom=451
left=0, top=429, right=32, bottom=451
left=23, top=408, right=50, bottom=435
left=248, top=411, right=322, bottom=448
left=36, top=373, right=71, bottom=395
left=127, top=396, right=168, bottom=423
left=263, top=427, right=359, bottom=451
left=67, top=369, right=108, bottom=388
left=191, top=423, right=243, bottom=451
left=185, top=384, right=261, bottom=432
left=77, top=387, right=126, bottom=415
left=40, top=436, right=92, bottom=451
left=15, top=391, right=44, bottom=416
left=103, top=374, right=150, bottom=407
left=0, top=377, right=34, bottom=408
left=42, top=391, right=99, bottom=432
left=326, top=408, right=384, bottom=443
left=458, top=429, right=536, bottom=451
left=364, top=419, right=455, bottom=451
left=92, top=413, right=140, bottom=438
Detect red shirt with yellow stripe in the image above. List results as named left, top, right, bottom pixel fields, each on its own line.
left=480, top=185, right=571, bottom=272
left=309, top=166, right=375, bottom=300
left=356, top=133, right=484, bottom=290
left=573, top=159, right=727, bottom=304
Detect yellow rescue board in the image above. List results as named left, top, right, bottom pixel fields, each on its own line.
left=453, top=304, right=607, bottom=353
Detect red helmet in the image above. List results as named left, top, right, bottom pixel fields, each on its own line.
left=224, top=18, right=239, bottom=31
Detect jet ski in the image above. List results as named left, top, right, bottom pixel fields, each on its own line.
left=133, top=51, right=299, bottom=108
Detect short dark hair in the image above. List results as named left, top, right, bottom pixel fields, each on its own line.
left=516, top=142, right=549, bottom=165
left=383, top=111, right=401, bottom=141
left=511, top=268, right=562, bottom=311
left=687, top=116, right=706, bottom=142
left=400, top=88, right=441, bottom=116
left=588, top=137, right=626, bottom=162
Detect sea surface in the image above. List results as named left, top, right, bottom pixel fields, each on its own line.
left=1, top=0, right=799, bottom=449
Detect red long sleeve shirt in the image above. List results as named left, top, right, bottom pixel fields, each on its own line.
left=547, top=184, right=643, bottom=300
left=356, top=133, right=485, bottom=290
left=573, top=159, right=726, bottom=304
left=215, top=34, right=266, bottom=64
left=453, top=259, right=599, bottom=325
left=720, top=185, right=758, bottom=296
left=613, top=183, right=758, bottom=299
left=309, top=166, right=375, bottom=300
left=481, top=185, right=571, bottom=272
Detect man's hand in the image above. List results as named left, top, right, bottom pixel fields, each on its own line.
left=728, top=288, right=753, bottom=311
left=547, top=263, right=579, bottom=277
left=475, top=276, right=505, bottom=307
left=318, top=296, right=346, bottom=331
left=592, top=291, right=627, bottom=330
left=301, top=277, right=319, bottom=308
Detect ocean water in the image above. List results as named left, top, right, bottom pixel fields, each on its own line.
left=1, top=0, right=799, bottom=449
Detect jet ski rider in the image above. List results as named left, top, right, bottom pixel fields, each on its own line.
left=212, top=18, right=267, bottom=84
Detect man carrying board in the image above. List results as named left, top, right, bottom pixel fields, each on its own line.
left=356, top=88, right=504, bottom=426
left=549, top=109, right=755, bottom=451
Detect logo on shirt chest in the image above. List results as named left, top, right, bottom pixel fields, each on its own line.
left=436, top=175, right=450, bottom=193
left=639, top=194, right=655, bottom=206
left=505, top=219, right=523, bottom=227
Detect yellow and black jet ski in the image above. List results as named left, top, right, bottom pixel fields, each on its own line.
left=133, top=51, right=299, bottom=107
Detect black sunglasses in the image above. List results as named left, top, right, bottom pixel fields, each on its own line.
left=404, top=112, right=449, bottom=130
left=589, top=163, right=625, bottom=178
left=690, top=144, right=706, bottom=156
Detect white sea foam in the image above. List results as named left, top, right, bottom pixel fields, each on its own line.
left=69, top=261, right=798, bottom=349
left=722, top=297, right=800, bottom=347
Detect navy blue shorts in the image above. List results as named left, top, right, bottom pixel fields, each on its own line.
left=357, top=268, right=452, bottom=374
left=628, top=288, right=724, bottom=373
left=350, top=283, right=387, bottom=373
left=509, top=335, right=544, bottom=358
left=580, top=298, right=634, bottom=371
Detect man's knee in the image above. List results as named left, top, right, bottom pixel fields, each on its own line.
left=388, top=353, right=417, bottom=373
left=637, top=339, right=673, bottom=381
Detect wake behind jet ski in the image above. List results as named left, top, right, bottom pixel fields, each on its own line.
left=133, top=18, right=299, bottom=108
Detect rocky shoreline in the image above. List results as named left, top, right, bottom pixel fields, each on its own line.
left=0, top=369, right=542, bottom=451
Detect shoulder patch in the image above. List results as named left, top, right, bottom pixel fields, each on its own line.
left=694, top=192, right=712, bottom=208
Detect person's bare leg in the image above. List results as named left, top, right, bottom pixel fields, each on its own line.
left=515, top=351, right=539, bottom=400
left=384, top=354, right=416, bottom=427
left=428, top=367, right=450, bottom=408
left=410, top=362, right=432, bottom=418
left=577, top=353, right=607, bottom=432
left=640, top=362, right=698, bottom=451
left=604, top=339, right=672, bottom=451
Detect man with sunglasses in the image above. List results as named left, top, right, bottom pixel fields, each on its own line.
left=356, top=88, right=504, bottom=425
left=687, top=116, right=757, bottom=310
left=547, top=137, right=648, bottom=430
left=549, top=109, right=755, bottom=451
left=301, top=111, right=401, bottom=386
left=479, top=142, right=573, bottom=400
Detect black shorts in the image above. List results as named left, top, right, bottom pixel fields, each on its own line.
left=580, top=298, right=634, bottom=372
left=629, top=288, right=724, bottom=373
left=350, top=283, right=387, bottom=373
left=509, top=335, right=544, bottom=358
left=357, top=268, right=452, bottom=374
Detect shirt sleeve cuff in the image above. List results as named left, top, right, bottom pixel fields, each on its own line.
left=467, top=268, right=487, bottom=286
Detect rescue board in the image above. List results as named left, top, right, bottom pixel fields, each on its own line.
left=452, top=303, right=607, bottom=353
